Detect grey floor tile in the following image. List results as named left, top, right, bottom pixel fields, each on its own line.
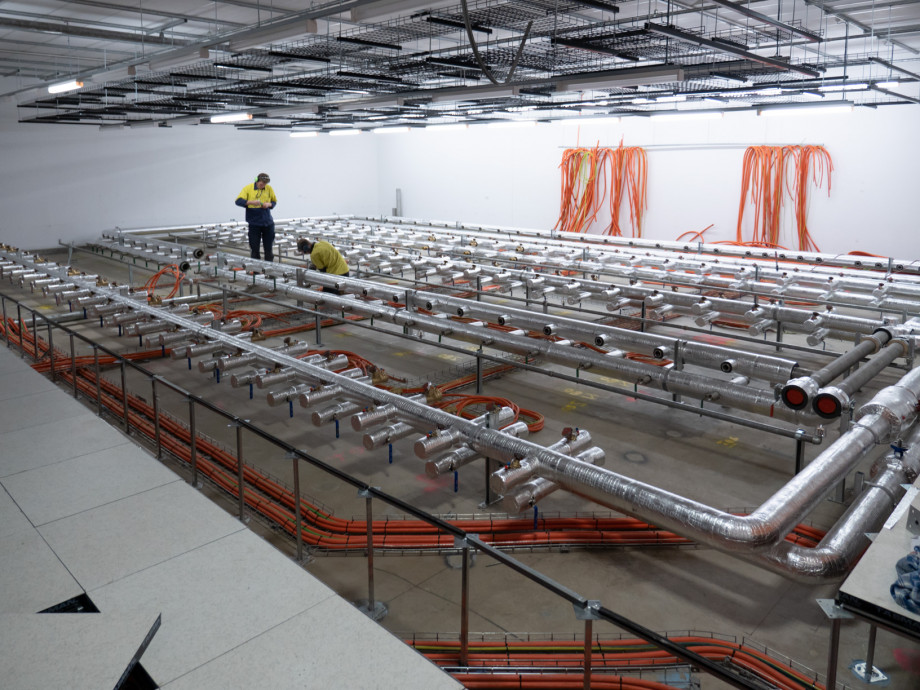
left=2, top=443, right=179, bottom=526
left=0, top=612, right=160, bottom=690
left=0, top=487, right=33, bottom=540
left=0, top=348, right=35, bottom=375
left=0, top=369, right=56, bottom=401
left=0, top=388, right=90, bottom=434
left=162, top=598, right=462, bottom=690
left=0, top=529, right=83, bottom=614
left=90, top=530, right=338, bottom=686
left=0, top=413, right=129, bottom=477
left=40, top=481, right=246, bottom=590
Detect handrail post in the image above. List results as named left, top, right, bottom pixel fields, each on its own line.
left=120, top=359, right=130, bottom=431
left=356, top=488, right=386, bottom=621
left=459, top=536, right=472, bottom=667
left=47, top=318, right=55, bottom=383
left=31, top=310, right=37, bottom=361
left=574, top=601, right=601, bottom=690
left=151, top=377, right=162, bottom=458
left=1, top=295, right=8, bottom=348
left=69, top=333, right=78, bottom=397
left=233, top=421, right=247, bottom=521
left=17, top=304, right=24, bottom=357
left=289, top=451, right=303, bottom=563
left=188, top=399, right=199, bottom=487
left=93, top=345, right=102, bottom=414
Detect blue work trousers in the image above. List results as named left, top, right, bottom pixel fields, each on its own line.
left=248, top=223, right=275, bottom=262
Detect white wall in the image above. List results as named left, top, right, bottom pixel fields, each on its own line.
left=2, top=99, right=918, bottom=258
left=374, top=105, right=920, bottom=258
left=0, top=100, right=379, bottom=249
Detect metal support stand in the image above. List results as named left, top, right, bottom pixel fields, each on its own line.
left=355, top=489, right=387, bottom=621
left=475, top=345, right=483, bottom=394
left=314, top=313, right=323, bottom=346
left=574, top=601, right=601, bottom=690
left=852, top=624, right=887, bottom=684
left=818, top=598, right=854, bottom=690
left=795, top=439, right=804, bottom=475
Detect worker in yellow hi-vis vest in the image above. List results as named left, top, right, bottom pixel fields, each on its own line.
left=235, top=172, right=277, bottom=261
left=297, top=238, right=350, bottom=294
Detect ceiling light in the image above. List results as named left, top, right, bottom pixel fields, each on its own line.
left=754, top=88, right=783, bottom=96
left=290, top=131, right=318, bottom=138
left=559, top=117, right=619, bottom=126
left=650, top=111, right=723, bottom=121
left=758, top=102, right=853, bottom=117
left=655, top=94, right=687, bottom=103
left=710, top=72, right=748, bottom=84
left=48, top=80, right=84, bottom=94
left=818, top=83, right=868, bottom=92
left=329, top=129, right=361, bottom=136
left=876, top=81, right=900, bottom=89
left=372, top=126, right=410, bottom=134
left=486, top=120, right=537, bottom=129
left=210, top=112, right=253, bottom=123
left=424, top=123, right=468, bottom=132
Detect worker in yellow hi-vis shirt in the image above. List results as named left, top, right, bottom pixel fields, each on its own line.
left=235, top=172, right=277, bottom=261
left=296, top=238, right=350, bottom=294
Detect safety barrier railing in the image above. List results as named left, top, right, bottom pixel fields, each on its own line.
left=0, top=290, right=827, bottom=690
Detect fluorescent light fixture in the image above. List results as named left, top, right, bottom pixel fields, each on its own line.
left=754, top=87, right=783, bottom=96
left=557, top=65, right=685, bottom=93
left=48, top=80, right=83, bottom=94
left=876, top=81, right=900, bottom=89
left=210, top=112, right=253, bottom=123
left=758, top=102, right=853, bottom=117
left=227, top=19, right=318, bottom=51
left=818, top=83, right=868, bottom=92
left=372, top=126, right=410, bottom=134
left=486, top=120, right=537, bottom=129
left=559, top=117, right=619, bottom=126
left=290, top=131, right=318, bottom=138
left=329, top=129, right=360, bottom=136
left=650, top=111, right=723, bottom=121
left=424, top=123, right=468, bottom=132
left=655, top=94, right=687, bottom=103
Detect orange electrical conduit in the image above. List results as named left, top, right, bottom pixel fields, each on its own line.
left=412, top=635, right=824, bottom=689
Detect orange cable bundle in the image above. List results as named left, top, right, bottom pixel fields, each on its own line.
left=737, top=145, right=832, bottom=251
left=556, top=142, right=647, bottom=236
left=142, top=263, right=186, bottom=300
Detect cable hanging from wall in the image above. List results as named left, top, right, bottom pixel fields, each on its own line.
left=736, top=145, right=833, bottom=252
left=556, top=142, right=647, bottom=236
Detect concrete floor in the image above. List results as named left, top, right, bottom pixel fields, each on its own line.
left=3, top=245, right=919, bottom=689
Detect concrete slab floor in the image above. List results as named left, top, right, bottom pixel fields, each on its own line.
left=2, top=248, right=918, bottom=689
